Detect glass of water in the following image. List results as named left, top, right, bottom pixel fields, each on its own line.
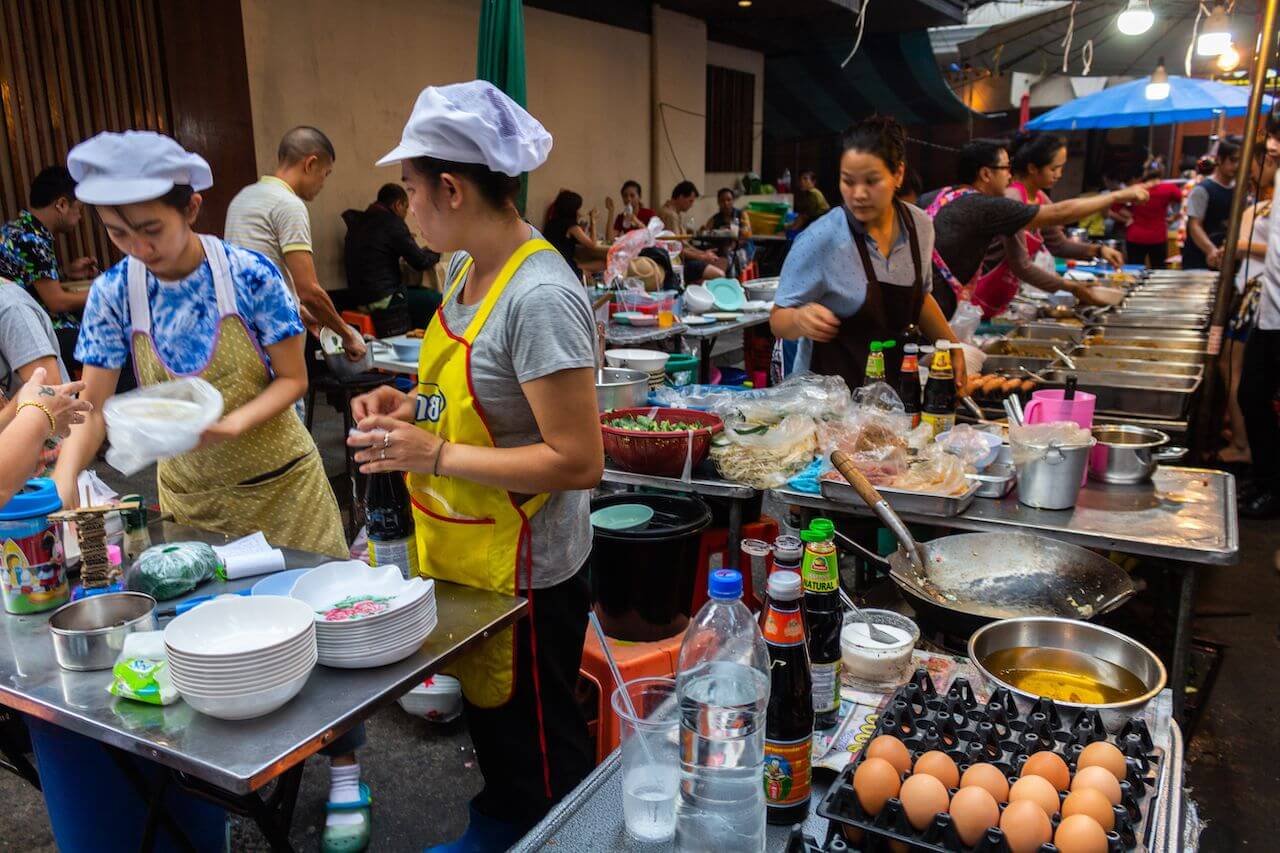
left=612, top=676, right=680, bottom=842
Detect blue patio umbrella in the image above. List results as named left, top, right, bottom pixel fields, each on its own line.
left=1027, top=75, right=1273, bottom=131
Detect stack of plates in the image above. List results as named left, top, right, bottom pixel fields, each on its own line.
left=164, top=595, right=317, bottom=720
left=289, top=562, right=437, bottom=669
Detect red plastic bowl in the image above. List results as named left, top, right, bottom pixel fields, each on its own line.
left=600, top=408, right=724, bottom=477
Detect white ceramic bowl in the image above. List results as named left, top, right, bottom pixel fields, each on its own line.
left=290, top=563, right=430, bottom=624
left=164, top=595, right=314, bottom=658
left=683, top=285, right=715, bottom=314
left=604, top=349, right=670, bottom=373
left=315, top=606, right=434, bottom=642
left=398, top=675, right=463, bottom=721
left=177, top=667, right=313, bottom=720
left=166, top=636, right=315, bottom=671
left=319, top=630, right=433, bottom=669
left=391, top=338, right=422, bottom=362
left=170, top=652, right=316, bottom=693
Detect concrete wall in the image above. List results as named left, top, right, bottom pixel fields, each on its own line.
left=241, top=0, right=759, bottom=286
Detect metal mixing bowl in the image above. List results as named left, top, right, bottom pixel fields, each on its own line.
left=48, top=592, right=157, bottom=671
left=968, top=617, right=1166, bottom=731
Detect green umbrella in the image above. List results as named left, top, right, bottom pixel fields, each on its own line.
left=477, top=0, right=529, bottom=212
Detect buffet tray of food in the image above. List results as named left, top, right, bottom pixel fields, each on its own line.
left=819, top=474, right=980, bottom=517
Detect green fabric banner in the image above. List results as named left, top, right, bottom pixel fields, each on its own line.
left=477, top=0, right=529, bottom=213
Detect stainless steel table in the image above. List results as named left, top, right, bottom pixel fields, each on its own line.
left=602, top=466, right=758, bottom=565
left=681, top=312, right=772, bottom=384
left=0, top=520, right=526, bottom=850
left=771, top=466, right=1239, bottom=722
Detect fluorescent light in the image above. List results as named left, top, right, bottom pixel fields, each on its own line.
left=738, top=0, right=753, bottom=6
left=1197, top=4, right=1233, bottom=57
left=1216, top=43, right=1241, bottom=71
left=1146, top=60, right=1170, bottom=100
left=1117, top=0, right=1154, bottom=36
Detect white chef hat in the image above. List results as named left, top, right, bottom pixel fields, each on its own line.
left=376, top=80, right=552, bottom=176
left=67, top=131, right=213, bottom=205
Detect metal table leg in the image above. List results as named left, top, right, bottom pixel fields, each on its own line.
left=1169, top=562, right=1197, bottom=724
left=0, top=710, right=38, bottom=790
left=103, top=747, right=199, bottom=853
left=170, top=762, right=305, bottom=853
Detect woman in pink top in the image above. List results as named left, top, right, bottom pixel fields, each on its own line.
left=1125, top=162, right=1182, bottom=269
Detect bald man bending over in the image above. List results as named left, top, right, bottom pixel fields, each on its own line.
left=226, top=126, right=367, bottom=361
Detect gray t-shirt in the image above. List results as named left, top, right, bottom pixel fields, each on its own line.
left=440, top=235, right=596, bottom=589
left=0, top=280, right=68, bottom=397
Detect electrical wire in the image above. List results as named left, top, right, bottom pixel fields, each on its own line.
left=1081, top=38, right=1094, bottom=76
left=840, top=0, right=871, bottom=68
left=1187, top=3, right=1206, bottom=76
left=1061, top=0, right=1078, bottom=73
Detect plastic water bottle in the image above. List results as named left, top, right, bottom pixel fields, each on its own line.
left=674, top=569, right=771, bottom=852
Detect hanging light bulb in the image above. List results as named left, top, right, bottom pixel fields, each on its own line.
left=1117, top=0, right=1155, bottom=36
left=1197, top=3, right=1233, bottom=57
left=1146, top=58, right=1171, bottom=100
left=1216, top=42, right=1241, bottom=71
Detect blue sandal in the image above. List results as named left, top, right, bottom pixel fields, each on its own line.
left=323, top=781, right=372, bottom=853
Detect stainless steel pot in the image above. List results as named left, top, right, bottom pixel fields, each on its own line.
left=320, top=326, right=373, bottom=378
left=1012, top=438, right=1096, bottom=509
left=595, top=367, right=649, bottom=412
left=1089, top=425, right=1185, bottom=484
left=968, top=616, right=1167, bottom=732
left=48, top=592, right=157, bottom=671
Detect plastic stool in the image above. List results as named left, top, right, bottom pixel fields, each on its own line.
left=579, top=624, right=686, bottom=764
left=692, top=516, right=780, bottom=614
left=740, top=260, right=760, bottom=282
left=340, top=310, right=376, bottom=337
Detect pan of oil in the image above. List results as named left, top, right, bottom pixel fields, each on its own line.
left=968, top=616, right=1167, bottom=731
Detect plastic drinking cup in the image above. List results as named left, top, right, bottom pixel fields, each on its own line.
left=612, top=676, right=680, bottom=842
left=1022, top=389, right=1097, bottom=485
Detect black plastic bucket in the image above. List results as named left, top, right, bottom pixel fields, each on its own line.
left=589, top=493, right=712, bottom=642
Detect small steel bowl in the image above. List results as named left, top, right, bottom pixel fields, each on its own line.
left=968, top=616, right=1166, bottom=732
left=48, top=592, right=157, bottom=671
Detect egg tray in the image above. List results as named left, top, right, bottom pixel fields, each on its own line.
left=816, top=668, right=1163, bottom=853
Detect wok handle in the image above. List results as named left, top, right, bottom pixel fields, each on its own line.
left=830, top=451, right=925, bottom=573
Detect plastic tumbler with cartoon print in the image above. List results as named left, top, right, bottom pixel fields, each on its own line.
left=0, top=479, right=69, bottom=615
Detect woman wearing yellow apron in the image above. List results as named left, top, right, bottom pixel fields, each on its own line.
left=49, top=132, right=368, bottom=853
left=349, top=82, right=603, bottom=852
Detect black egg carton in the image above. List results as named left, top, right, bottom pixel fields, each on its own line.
left=816, top=668, right=1164, bottom=853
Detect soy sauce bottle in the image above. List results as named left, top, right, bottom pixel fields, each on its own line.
left=762, top=570, right=814, bottom=825
left=801, top=519, right=841, bottom=730
left=365, top=472, right=419, bottom=579
left=898, top=343, right=922, bottom=428
left=921, top=340, right=957, bottom=438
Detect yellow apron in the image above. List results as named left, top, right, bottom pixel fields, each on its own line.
left=127, top=235, right=348, bottom=560
left=408, top=239, right=554, bottom=708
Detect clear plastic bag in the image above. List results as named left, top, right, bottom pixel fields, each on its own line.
left=833, top=445, right=909, bottom=485
left=893, top=446, right=970, bottom=495
left=709, top=372, right=853, bottom=424
left=605, top=217, right=666, bottom=284
left=935, top=423, right=995, bottom=469
left=950, top=301, right=983, bottom=343
left=125, top=541, right=220, bottom=601
left=851, top=382, right=903, bottom=414
left=710, top=414, right=820, bottom=489
left=108, top=631, right=178, bottom=706
left=103, top=378, right=223, bottom=475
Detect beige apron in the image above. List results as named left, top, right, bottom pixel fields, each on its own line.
left=127, top=235, right=347, bottom=559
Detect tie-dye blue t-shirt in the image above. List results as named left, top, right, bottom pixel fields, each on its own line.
left=75, top=239, right=304, bottom=375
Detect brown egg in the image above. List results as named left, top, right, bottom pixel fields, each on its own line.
left=1062, top=787, right=1116, bottom=831
left=999, top=799, right=1053, bottom=853
left=853, top=757, right=902, bottom=816
left=1008, top=774, right=1061, bottom=818
left=948, top=785, right=1001, bottom=847
left=899, top=772, right=950, bottom=831
left=961, top=762, right=1010, bottom=803
left=866, top=734, right=913, bottom=775
left=1021, top=750, right=1071, bottom=792
left=889, top=841, right=910, bottom=853
left=914, top=750, right=960, bottom=789
left=1071, top=765, right=1123, bottom=806
left=1078, top=740, right=1128, bottom=782
left=1054, top=813, right=1109, bottom=853
left=840, top=824, right=864, bottom=845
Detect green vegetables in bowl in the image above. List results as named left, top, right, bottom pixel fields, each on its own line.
left=604, top=414, right=693, bottom=432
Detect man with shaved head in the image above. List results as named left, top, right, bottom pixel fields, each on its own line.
left=226, top=125, right=366, bottom=361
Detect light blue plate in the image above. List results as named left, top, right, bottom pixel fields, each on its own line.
left=590, top=504, right=655, bottom=532
left=251, top=568, right=311, bottom=597
left=706, top=277, right=745, bottom=311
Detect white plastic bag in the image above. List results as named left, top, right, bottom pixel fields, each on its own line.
left=949, top=301, right=983, bottom=343
left=103, top=378, right=224, bottom=475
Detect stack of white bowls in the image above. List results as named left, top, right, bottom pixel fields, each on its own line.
left=164, top=595, right=316, bottom=720
left=289, top=562, right=437, bottom=668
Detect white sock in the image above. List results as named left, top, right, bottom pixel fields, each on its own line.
left=327, top=763, right=365, bottom=829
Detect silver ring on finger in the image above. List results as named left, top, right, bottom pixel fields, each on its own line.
left=379, top=449, right=386, bottom=461
left=382, top=431, right=391, bottom=448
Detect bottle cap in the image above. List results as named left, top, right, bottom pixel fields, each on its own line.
left=810, top=518, right=835, bottom=537
left=882, top=339, right=896, bottom=349
left=773, top=534, right=803, bottom=560
left=800, top=529, right=824, bottom=543
left=920, top=344, right=935, bottom=353
left=869, top=342, right=882, bottom=353
left=935, top=339, right=950, bottom=350
left=708, top=569, right=743, bottom=600
left=768, top=570, right=803, bottom=601
left=904, top=343, right=919, bottom=353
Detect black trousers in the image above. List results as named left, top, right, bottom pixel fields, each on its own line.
left=1126, top=240, right=1167, bottom=270
left=465, top=564, right=592, bottom=829
left=1239, top=328, right=1280, bottom=488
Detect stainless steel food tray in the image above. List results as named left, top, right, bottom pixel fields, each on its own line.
left=1037, top=369, right=1202, bottom=419
left=1047, top=355, right=1203, bottom=378
left=818, top=477, right=980, bottom=516
left=980, top=354, right=1054, bottom=373
left=1076, top=343, right=1206, bottom=364
left=967, top=463, right=1016, bottom=499
left=1097, top=312, right=1209, bottom=330
left=1010, top=323, right=1087, bottom=342
left=1087, top=329, right=1208, bottom=348
left=983, top=339, right=1069, bottom=360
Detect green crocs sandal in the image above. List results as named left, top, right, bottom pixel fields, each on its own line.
left=322, top=781, right=372, bottom=853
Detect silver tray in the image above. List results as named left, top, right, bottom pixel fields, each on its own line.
left=967, top=463, right=1016, bottom=499
left=1048, top=355, right=1203, bottom=378
left=1077, top=343, right=1206, bottom=364
left=983, top=339, right=1071, bottom=360
left=1009, top=323, right=1087, bottom=343
left=1037, top=369, right=1202, bottom=419
left=819, top=476, right=980, bottom=516
left=980, top=354, right=1054, bottom=373
left=1097, top=312, right=1209, bottom=330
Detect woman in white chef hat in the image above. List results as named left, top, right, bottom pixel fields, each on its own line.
left=52, top=131, right=347, bottom=561
left=347, top=81, right=602, bottom=850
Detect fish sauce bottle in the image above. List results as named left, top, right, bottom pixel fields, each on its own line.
left=801, top=519, right=842, bottom=729
left=761, top=570, right=814, bottom=825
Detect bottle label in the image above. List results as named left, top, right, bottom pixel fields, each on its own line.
left=920, top=411, right=956, bottom=438
left=802, top=544, right=838, bottom=593
left=865, top=353, right=885, bottom=382
left=368, top=536, right=420, bottom=580
left=763, top=736, right=812, bottom=807
left=811, top=660, right=841, bottom=714
left=762, top=607, right=806, bottom=646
